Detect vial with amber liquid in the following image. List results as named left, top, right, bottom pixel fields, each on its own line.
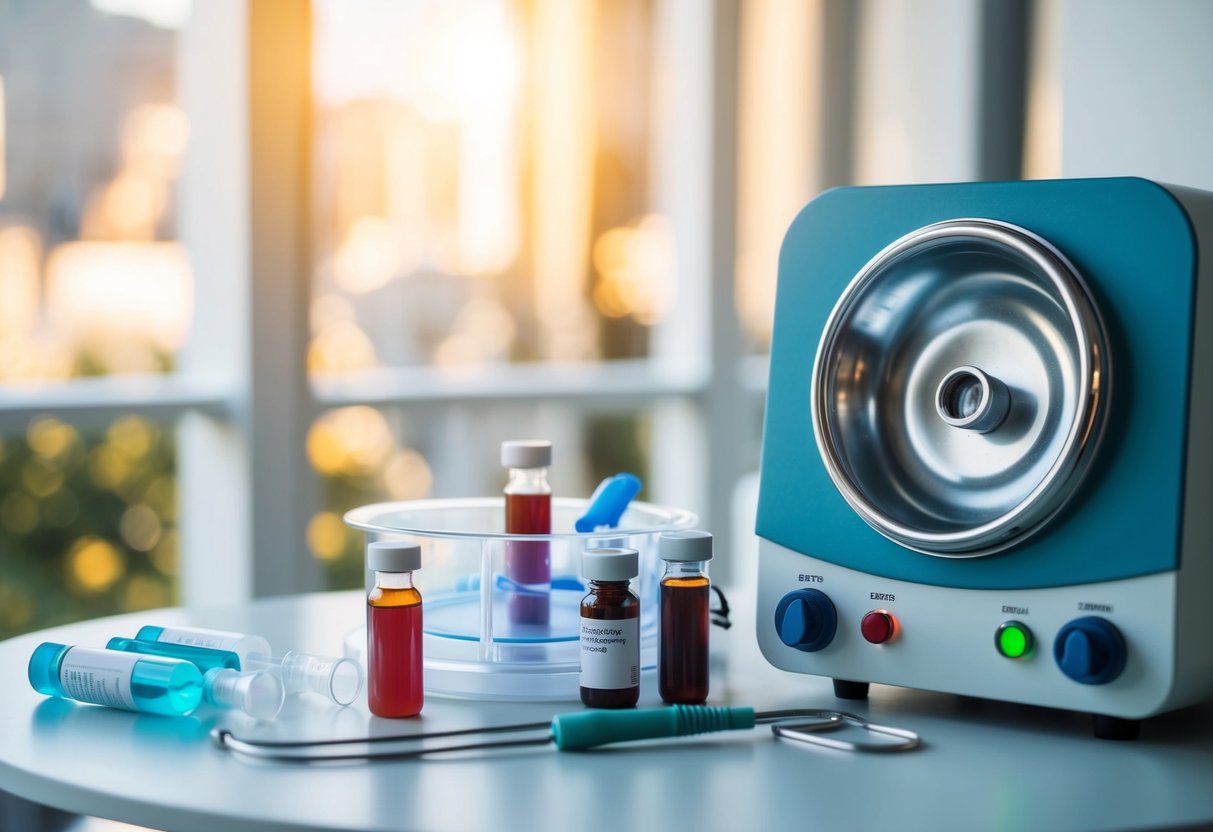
left=658, top=530, right=713, bottom=705
left=366, top=540, right=423, bottom=718
left=579, top=548, right=640, bottom=708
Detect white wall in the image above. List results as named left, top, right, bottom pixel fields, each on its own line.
left=1060, top=0, right=1213, bottom=189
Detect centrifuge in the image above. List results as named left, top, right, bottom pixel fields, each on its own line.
left=756, top=177, right=1213, bottom=738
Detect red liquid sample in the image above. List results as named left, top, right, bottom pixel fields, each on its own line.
left=367, top=587, right=423, bottom=717
left=658, top=576, right=710, bottom=704
left=505, top=492, right=551, bottom=625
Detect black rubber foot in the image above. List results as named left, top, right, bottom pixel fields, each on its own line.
left=833, top=679, right=870, bottom=700
left=1092, top=714, right=1140, bottom=741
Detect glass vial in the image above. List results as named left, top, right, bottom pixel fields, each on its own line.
left=579, top=547, right=640, bottom=709
left=366, top=539, right=424, bottom=718
left=135, top=624, right=272, bottom=670
left=502, top=439, right=552, bottom=626
left=658, top=530, right=713, bottom=705
left=28, top=642, right=203, bottom=717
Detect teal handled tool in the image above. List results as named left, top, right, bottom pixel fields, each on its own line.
left=212, top=705, right=920, bottom=762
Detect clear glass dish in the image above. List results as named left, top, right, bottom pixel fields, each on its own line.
left=344, top=497, right=696, bottom=700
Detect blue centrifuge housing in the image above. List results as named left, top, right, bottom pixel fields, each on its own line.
left=756, top=178, right=1213, bottom=735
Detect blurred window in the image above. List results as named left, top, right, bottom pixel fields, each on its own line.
left=0, top=0, right=190, bottom=637
left=306, top=0, right=727, bottom=586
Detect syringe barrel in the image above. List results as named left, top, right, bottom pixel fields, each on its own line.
left=28, top=643, right=203, bottom=716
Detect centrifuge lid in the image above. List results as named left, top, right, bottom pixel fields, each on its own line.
left=811, top=218, right=1110, bottom=556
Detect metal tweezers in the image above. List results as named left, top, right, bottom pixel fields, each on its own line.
left=213, top=705, right=920, bottom=763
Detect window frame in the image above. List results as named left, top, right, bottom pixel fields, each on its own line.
left=0, top=0, right=751, bottom=607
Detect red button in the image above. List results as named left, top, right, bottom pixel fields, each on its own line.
left=861, top=610, right=897, bottom=644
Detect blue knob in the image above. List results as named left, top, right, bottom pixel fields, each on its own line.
left=774, top=589, right=838, bottom=652
left=1054, top=617, right=1127, bottom=685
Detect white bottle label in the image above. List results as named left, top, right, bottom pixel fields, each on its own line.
left=59, top=647, right=139, bottom=710
left=156, top=626, right=243, bottom=653
left=579, top=617, right=639, bottom=690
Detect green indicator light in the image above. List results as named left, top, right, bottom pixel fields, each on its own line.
left=995, top=621, right=1033, bottom=659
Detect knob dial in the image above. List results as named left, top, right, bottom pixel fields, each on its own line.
left=774, top=589, right=838, bottom=652
left=1054, top=617, right=1127, bottom=684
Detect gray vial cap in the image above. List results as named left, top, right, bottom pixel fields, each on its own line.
left=581, top=548, right=639, bottom=581
left=501, top=440, right=552, bottom=469
left=659, top=530, right=713, bottom=562
left=367, top=539, right=422, bottom=573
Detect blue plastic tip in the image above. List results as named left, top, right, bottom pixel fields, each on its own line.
left=575, top=473, right=642, bottom=533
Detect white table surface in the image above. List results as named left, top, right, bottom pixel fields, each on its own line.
left=3, top=590, right=1213, bottom=832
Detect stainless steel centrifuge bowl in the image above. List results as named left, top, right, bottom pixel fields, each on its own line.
left=811, top=219, right=1110, bottom=556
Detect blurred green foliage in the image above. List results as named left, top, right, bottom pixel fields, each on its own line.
left=0, top=416, right=177, bottom=640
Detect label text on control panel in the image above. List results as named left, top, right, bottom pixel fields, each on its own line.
left=1002, top=605, right=1029, bottom=615
left=870, top=592, right=895, bottom=602
left=798, top=574, right=824, bottom=583
left=1078, top=602, right=1113, bottom=612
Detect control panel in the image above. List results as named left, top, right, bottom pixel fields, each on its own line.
left=755, top=538, right=1180, bottom=719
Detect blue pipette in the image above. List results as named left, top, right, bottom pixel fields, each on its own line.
left=575, top=473, right=641, bottom=532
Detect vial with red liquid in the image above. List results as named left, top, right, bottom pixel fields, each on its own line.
left=366, top=539, right=423, bottom=718
left=658, top=530, right=713, bottom=705
left=502, top=440, right=552, bottom=626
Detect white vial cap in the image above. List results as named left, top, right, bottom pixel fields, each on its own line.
left=660, top=530, right=714, bottom=562
left=501, top=440, right=552, bottom=469
left=367, top=539, right=422, bottom=573
left=582, top=547, right=639, bottom=581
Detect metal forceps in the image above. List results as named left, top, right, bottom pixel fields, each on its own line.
left=213, top=705, right=920, bottom=763
left=769, top=709, right=921, bottom=752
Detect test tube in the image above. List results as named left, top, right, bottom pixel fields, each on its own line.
left=135, top=625, right=271, bottom=669
left=28, top=643, right=202, bottom=717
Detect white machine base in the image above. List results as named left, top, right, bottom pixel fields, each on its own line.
left=756, top=538, right=1189, bottom=722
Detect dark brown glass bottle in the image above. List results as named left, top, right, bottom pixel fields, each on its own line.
left=580, top=548, right=640, bottom=708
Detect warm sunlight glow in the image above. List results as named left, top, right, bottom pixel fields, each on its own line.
left=308, top=320, right=378, bottom=373
left=68, top=537, right=126, bottom=594
left=532, top=0, right=598, bottom=359
left=121, top=104, right=190, bottom=179
left=333, top=215, right=406, bottom=294
left=83, top=173, right=165, bottom=241
left=120, top=504, right=163, bottom=552
left=307, top=511, right=349, bottom=561
left=383, top=448, right=433, bottom=500
left=45, top=242, right=193, bottom=352
left=89, top=0, right=191, bottom=30
left=0, top=225, right=40, bottom=339
left=307, top=407, right=395, bottom=477
left=736, top=0, right=818, bottom=346
left=27, top=417, right=79, bottom=461
left=591, top=214, right=675, bottom=325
